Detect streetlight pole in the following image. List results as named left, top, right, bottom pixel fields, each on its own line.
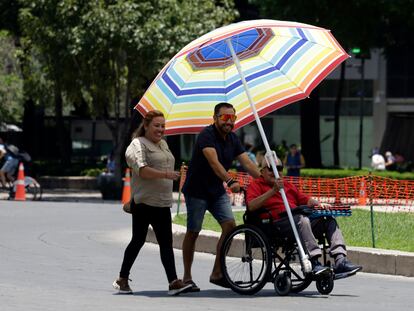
left=358, top=58, right=365, bottom=170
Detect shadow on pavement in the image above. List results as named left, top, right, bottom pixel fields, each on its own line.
left=127, top=288, right=349, bottom=298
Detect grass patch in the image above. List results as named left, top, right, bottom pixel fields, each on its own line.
left=337, top=209, right=414, bottom=252
left=173, top=209, right=414, bottom=252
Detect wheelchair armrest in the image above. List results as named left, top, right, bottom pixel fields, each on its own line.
left=241, top=189, right=275, bottom=224
left=243, top=208, right=275, bottom=224
left=278, top=205, right=313, bottom=219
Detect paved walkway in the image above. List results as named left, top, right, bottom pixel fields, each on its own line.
left=1, top=201, right=413, bottom=311
left=1, top=189, right=413, bottom=277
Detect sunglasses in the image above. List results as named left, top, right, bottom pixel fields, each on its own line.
left=217, top=114, right=237, bottom=122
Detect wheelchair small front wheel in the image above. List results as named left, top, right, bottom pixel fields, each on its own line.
left=274, top=272, right=292, bottom=296
left=316, top=273, right=334, bottom=295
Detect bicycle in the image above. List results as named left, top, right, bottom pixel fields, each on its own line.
left=1, top=149, right=42, bottom=201
left=6, top=174, right=43, bottom=201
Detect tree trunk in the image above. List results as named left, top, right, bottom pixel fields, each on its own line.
left=22, top=99, right=45, bottom=159
left=300, top=89, right=322, bottom=168
left=54, top=83, right=70, bottom=163
left=333, top=62, right=346, bottom=167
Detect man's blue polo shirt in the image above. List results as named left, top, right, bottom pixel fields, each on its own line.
left=182, top=124, right=244, bottom=201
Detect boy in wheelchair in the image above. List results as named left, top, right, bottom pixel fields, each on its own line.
left=245, top=157, right=362, bottom=277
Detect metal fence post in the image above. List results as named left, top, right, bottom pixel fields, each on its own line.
left=368, top=172, right=376, bottom=248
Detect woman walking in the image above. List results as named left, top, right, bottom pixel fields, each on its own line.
left=113, top=110, right=191, bottom=296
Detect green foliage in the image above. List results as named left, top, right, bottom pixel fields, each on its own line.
left=16, top=0, right=238, bottom=181
left=17, top=0, right=238, bottom=119
left=250, top=0, right=414, bottom=52
left=174, top=209, right=414, bottom=252
left=0, top=30, right=23, bottom=123
left=80, top=168, right=106, bottom=177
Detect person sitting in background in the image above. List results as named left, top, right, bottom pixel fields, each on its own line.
left=284, top=144, right=305, bottom=177
left=385, top=151, right=396, bottom=171
left=394, top=152, right=405, bottom=165
left=371, top=149, right=386, bottom=171
left=106, top=151, right=115, bottom=174
left=394, top=152, right=409, bottom=172
left=246, top=156, right=362, bottom=276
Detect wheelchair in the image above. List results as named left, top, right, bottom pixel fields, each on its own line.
left=220, top=206, right=336, bottom=296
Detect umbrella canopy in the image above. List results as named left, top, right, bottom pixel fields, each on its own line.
left=136, top=19, right=348, bottom=135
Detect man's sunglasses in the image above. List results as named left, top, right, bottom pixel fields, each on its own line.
left=217, top=114, right=237, bottom=122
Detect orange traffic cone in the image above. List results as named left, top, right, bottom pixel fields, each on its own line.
left=358, top=179, right=367, bottom=206
left=15, top=162, right=26, bottom=201
left=121, top=168, right=131, bottom=204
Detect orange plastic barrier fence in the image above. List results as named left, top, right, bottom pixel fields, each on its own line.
left=178, top=165, right=414, bottom=212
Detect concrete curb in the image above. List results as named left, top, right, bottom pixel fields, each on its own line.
left=146, top=224, right=414, bottom=277
left=39, top=176, right=98, bottom=190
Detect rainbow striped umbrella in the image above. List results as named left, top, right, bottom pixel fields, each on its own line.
left=136, top=19, right=348, bottom=271
left=136, top=19, right=348, bottom=135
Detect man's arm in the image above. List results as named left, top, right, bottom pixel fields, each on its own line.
left=202, top=147, right=233, bottom=182
left=236, top=152, right=261, bottom=178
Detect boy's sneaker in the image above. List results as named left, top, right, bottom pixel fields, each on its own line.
left=113, top=278, right=133, bottom=294
left=168, top=279, right=192, bottom=296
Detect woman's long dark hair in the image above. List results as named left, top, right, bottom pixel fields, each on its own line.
left=132, top=110, right=164, bottom=139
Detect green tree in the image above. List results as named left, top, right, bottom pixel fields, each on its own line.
left=18, top=0, right=237, bottom=184
left=0, top=31, right=23, bottom=124
left=251, top=0, right=387, bottom=167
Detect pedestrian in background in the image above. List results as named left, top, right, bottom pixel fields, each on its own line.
left=284, top=143, right=305, bottom=177
left=181, top=102, right=261, bottom=291
left=371, top=148, right=386, bottom=171
left=385, top=151, right=396, bottom=171
left=113, top=110, right=191, bottom=296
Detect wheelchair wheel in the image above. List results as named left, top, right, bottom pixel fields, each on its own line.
left=287, top=248, right=312, bottom=293
left=221, top=224, right=272, bottom=295
left=274, top=272, right=291, bottom=296
left=316, top=273, right=334, bottom=295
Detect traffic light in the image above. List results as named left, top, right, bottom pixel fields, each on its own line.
left=350, top=47, right=371, bottom=59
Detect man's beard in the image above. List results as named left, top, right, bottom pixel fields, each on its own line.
left=218, top=123, right=233, bottom=135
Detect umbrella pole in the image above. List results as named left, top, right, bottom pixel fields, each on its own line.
left=226, top=39, right=312, bottom=273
